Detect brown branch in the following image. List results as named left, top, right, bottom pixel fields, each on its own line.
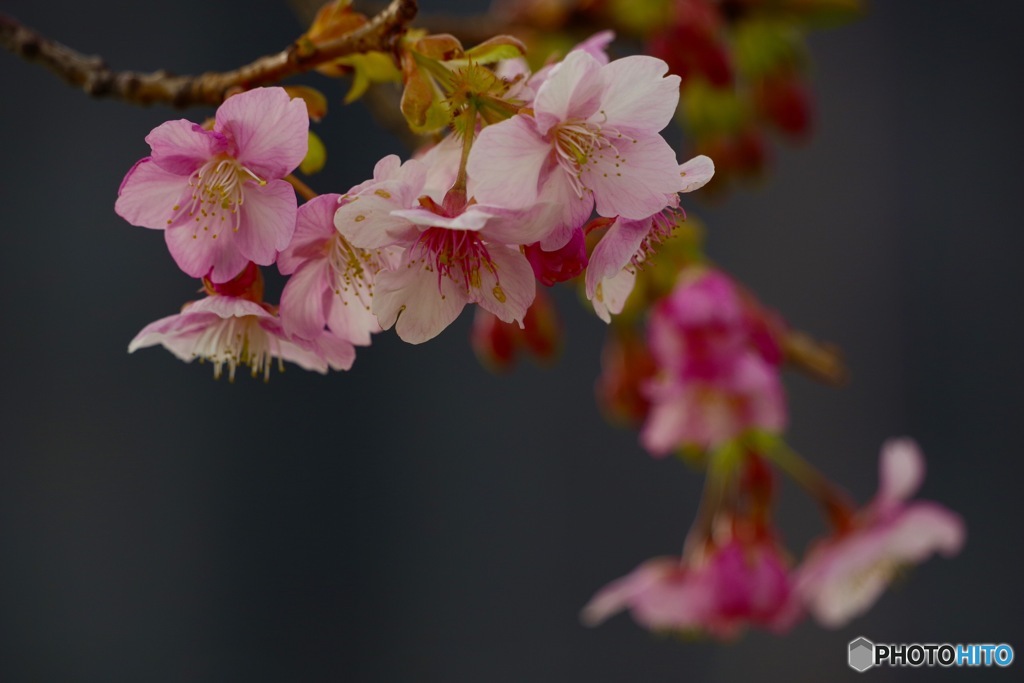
left=783, top=329, right=848, bottom=386
left=0, top=0, right=418, bottom=108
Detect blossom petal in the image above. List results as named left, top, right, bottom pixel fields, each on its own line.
left=586, top=135, right=682, bottom=219
left=598, top=55, right=680, bottom=135
left=326, top=290, right=381, bottom=347
left=534, top=50, right=604, bottom=135
left=467, top=115, right=550, bottom=209
left=215, top=87, right=309, bottom=179
left=373, top=261, right=467, bottom=344
left=114, top=158, right=190, bottom=230
left=146, top=120, right=226, bottom=175
left=278, top=193, right=341, bottom=274
left=164, top=220, right=248, bottom=282
left=238, top=178, right=297, bottom=253
left=475, top=246, right=536, bottom=324
left=280, top=259, right=331, bottom=339
left=335, top=192, right=417, bottom=248
left=878, top=438, right=926, bottom=506
left=590, top=267, right=637, bottom=323
left=586, top=216, right=650, bottom=299
left=679, top=155, right=716, bottom=193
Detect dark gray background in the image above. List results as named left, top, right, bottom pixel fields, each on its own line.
left=1, top=1, right=1020, bottom=680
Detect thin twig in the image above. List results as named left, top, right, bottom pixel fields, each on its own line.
left=0, top=0, right=418, bottom=108
left=784, top=329, right=848, bottom=386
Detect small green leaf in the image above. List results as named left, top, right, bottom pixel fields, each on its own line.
left=300, top=130, right=326, bottom=175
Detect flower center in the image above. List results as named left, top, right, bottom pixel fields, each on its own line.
left=553, top=119, right=607, bottom=198
left=413, top=227, right=499, bottom=294
left=327, top=235, right=384, bottom=310
left=172, top=157, right=265, bottom=239
left=191, top=314, right=282, bottom=382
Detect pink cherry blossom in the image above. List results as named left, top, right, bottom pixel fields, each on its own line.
left=128, top=282, right=355, bottom=380
left=115, top=87, right=308, bottom=283
left=336, top=155, right=551, bottom=344
left=468, top=49, right=686, bottom=250
left=639, top=270, right=787, bottom=454
left=795, top=439, right=965, bottom=627
left=278, top=193, right=395, bottom=346
left=582, top=540, right=799, bottom=637
left=586, top=156, right=715, bottom=321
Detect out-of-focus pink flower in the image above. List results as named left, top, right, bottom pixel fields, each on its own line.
left=795, top=439, right=966, bottom=627
left=128, top=263, right=354, bottom=380
left=278, top=193, right=394, bottom=346
left=640, top=269, right=787, bottom=454
left=115, top=87, right=308, bottom=283
left=470, top=288, right=562, bottom=372
left=468, top=49, right=686, bottom=250
left=582, top=539, right=799, bottom=637
left=336, top=155, right=551, bottom=344
left=595, top=327, right=657, bottom=426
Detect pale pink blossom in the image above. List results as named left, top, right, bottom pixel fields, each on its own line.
left=115, top=87, right=308, bottom=282
left=336, top=156, right=550, bottom=344
left=128, top=295, right=355, bottom=380
left=582, top=540, right=799, bottom=637
left=795, top=439, right=965, bottom=627
left=278, top=194, right=394, bottom=346
left=468, top=49, right=686, bottom=250
left=586, top=156, right=715, bottom=321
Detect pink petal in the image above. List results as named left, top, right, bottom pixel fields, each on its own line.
left=372, top=260, right=467, bottom=344
left=537, top=170, right=595, bottom=250
left=215, top=87, right=309, bottom=179
left=533, top=50, right=604, bottom=135
left=586, top=134, right=682, bottom=219
left=146, top=120, right=226, bottom=174
left=679, top=155, right=716, bottom=193
left=590, top=268, right=637, bottom=323
left=572, top=30, right=614, bottom=66
left=597, top=56, right=680, bottom=135
left=335, top=192, right=417, bottom=248
left=467, top=115, right=550, bottom=209
left=474, top=246, right=536, bottom=324
left=477, top=203, right=558, bottom=245
left=580, top=558, right=676, bottom=627
left=883, top=503, right=966, bottom=561
left=277, top=329, right=356, bottom=373
left=278, top=194, right=341, bottom=274
left=234, top=179, right=298, bottom=268
left=877, top=438, right=926, bottom=505
left=164, top=220, right=248, bottom=282
left=391, top=207, right=490, bottom=232
left=585, top=216, right=651, bottom=299
left=114, top=158, right=190, bottom=230
left=326, top=291, right=381, bottom=347
left=280, top=259, right=332, bottom=339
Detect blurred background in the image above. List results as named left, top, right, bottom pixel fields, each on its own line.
left=0, top=0, right=1021, bottom=680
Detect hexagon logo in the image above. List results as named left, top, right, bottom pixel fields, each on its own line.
left=849, top=637, right=875, bottom=672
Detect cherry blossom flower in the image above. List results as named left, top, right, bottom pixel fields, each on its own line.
left=335, top=155, right=551, bottom=344
left=640, top=270, right=787, bottom=454
left=585, top=156, right=715, bottom=322
left=128, top=263, right=354, bottom=380
left=115, top=87, right=308, bottom=283
left=582, top=540, right=799, bottom=637
left=277, top=193, right=395, bottom=346
left=795, top=439, right=966, bottom=627
left=468, top=49, right=687, bottom=250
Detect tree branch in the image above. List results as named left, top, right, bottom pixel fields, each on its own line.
left=0, top=0, right=418, bottom=108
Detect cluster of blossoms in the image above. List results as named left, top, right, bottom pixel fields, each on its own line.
left=116, top=33, right=713, bottom=373
left=113, top=17, right=963, bottom=641
left=582, top=268, right=965, bottom=635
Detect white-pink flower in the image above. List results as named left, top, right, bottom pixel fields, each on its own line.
left=586, top=156, right=715, bottom=322
left=795, top=439, right=966, bottom=627
left=335, top=155, right=550, bottom=344
left=128, top=294, right=355, bottom=380
left=115, top=87, right=308, bottom=283
left=468, top=49, right=686, bottom=249
left=278, top=194, right=394, bottom=346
